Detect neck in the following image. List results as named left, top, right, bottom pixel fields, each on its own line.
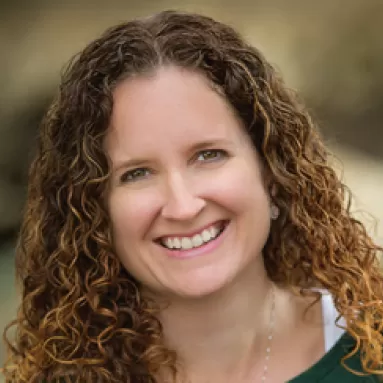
left=156, top=258, right=278, bottom=381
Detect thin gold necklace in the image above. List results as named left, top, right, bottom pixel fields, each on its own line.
left=260, top=285, right=276, bottom=382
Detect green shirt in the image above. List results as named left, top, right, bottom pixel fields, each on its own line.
left=290, top=333, right=380, bottom=382
left=44, top=334, right=383, bottom=382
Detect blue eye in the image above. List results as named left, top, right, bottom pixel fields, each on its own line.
left=120, top=168, right=150, bottom=183
left=196, top=149, right=227, bottom=162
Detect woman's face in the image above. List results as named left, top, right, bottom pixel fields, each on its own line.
left=105, top=66, right=272, bottom=298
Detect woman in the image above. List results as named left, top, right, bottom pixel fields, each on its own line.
left=3, top=10, right=383, bottom=383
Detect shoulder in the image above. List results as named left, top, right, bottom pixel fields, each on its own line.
left=290, top=332, right=382, bottom=382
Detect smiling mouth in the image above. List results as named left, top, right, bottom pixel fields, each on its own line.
left=156, top=220, right=229, bottom=251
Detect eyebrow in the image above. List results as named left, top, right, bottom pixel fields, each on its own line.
left=112, top=138, right=233, bottom=172
left=113, top=158, right=152, bottom=173
left=187, top=138, right=232, bottom=152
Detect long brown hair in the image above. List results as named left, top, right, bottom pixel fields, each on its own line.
left=3, top=10, right=383, bottom=382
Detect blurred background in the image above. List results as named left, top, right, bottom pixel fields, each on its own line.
left=1, top=0, right=382, bottom=374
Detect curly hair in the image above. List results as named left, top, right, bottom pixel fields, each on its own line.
left=3, top=10, right=383, bottom=382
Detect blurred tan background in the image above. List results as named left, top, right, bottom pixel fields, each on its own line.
left=1, top=0, right=382, bottom=375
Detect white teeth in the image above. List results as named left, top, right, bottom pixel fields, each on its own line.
left=165, top=238, right=174, bottom=249
left=191, top=234, right=203, bottom=247
left=173, top=237, right=181, bottom=249
left=161, top=222, right=225, bottom=250
left=201, top=229, right=212, bottom=242
left=209, top=226, right=219, bottom=238
left=181, top=237, right=193, bottom=249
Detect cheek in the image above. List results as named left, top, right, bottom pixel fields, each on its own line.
left=108, top=188, right=161, bottom=241
left=200, top=159, right=269, bottom=213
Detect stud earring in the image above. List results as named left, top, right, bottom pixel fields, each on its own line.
left=270, top=204, right=280, bottom=220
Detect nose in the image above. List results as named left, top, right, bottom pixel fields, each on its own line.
left=161, top=171, right=206, bottom=221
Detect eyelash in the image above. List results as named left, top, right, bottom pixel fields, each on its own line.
left=120, top=168, right=150, bottom=183
left=120, top=149, right=228, bottom=183
left=195, top=149, right=227, bottom=162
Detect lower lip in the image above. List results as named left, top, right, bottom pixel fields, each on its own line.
left=159, top=221, right=230, bottom=259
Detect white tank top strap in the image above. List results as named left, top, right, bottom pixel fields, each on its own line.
left=319, top=290, right=346, bottom=352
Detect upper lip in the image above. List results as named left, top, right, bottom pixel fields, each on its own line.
left=155, top=220, right=227, bottom=240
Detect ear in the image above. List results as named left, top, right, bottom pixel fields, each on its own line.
left=263, top=173, right=280, bottom=220
left=259, top=158, right=279, bottom=203
left=270, top=203, right=280, bottom=220
left=263, top=171, right=278, bottom=200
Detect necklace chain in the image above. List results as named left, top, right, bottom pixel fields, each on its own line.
left=260, top=285, right=276, bottom=382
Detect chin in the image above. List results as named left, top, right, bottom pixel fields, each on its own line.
left=165, top=270, right=237, bottom=300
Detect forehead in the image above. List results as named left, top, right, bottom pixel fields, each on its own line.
left=105, top=66, right=247, bottom=157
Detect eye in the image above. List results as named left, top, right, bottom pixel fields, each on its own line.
left=196, top=149, right=227, bottom=162
left=120, top=168, right=151, bottom=183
